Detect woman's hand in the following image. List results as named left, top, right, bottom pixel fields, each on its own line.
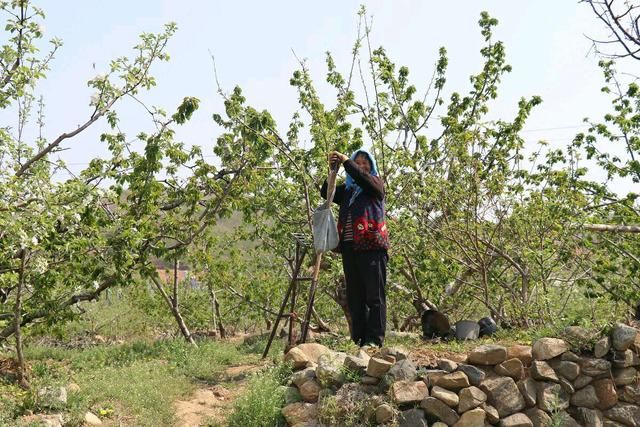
left=329, top=151, right=349, bottom=167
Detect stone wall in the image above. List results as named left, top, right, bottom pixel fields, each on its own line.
left=280, top=323, right=640, bottom=426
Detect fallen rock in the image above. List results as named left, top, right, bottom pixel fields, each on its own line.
left=536, top=382, right=569, bottom=412
left=431, top=385, right=459, bottom=408
left=360, top=375, right=379, bottom=385
left=593, top=378, right=618, bottom=410
left=594, top=336, right=611, bottom=358
left=495, top=358, right=524, bottom=380
left=530, top=361, right=559, bottom=382
left=613, top=367, right=637, bottom=386
left=532, top=338, right=568, bottom=361
left=421, top=369, right=449, bottom=387
left=482, top=403, right=500, bottom=424
left=316, top=352, right=346, bottom=386
left=19, top=414, right=64, bottom=427
left=421, top=397, right=460, bottom=425
left=375, top=403, right=394, bottom=424
left=84, top=412, right=102, bottom=425
left=37, top=386, right=67, bottom=408
left=437, top=358, right=458, bottom=372
left=499, top=412, right=533, bottom=427
left=457, top=364, right=486, bottom=386
left=366, top=357, right=394, bottom=378
left=575, top=407, right=604, bottom=427
left=299, top=379, right=322, bottom=403
left=612, top=349, right=640, bottom=368
left=374, top=346, right=409, bottom=361
left=612, top=323, right=639, bottom=351
left=570, top=385, right=598, bottom=408
left=344, top=355, right=368, bottom=373
left=555, top=360, right=580, bottom=381
left=524, top=407, right=551, bottom=427
left=398, top=408, right=428, bottom=427
left=454, top=407, right=486, bottom=427
left=507, top=345, right=533, bottom=366
left=282, top=402, right=318, bottom=425
left=436, top=371, right=470, bottom=390
left=573, top=374, right=593, bottom=390
left=604, top=402, right=640, bottom=427
left=458, top=386, right=487, bottom=413
left=285, top=347, right=311, bottom=370
left=480, top=376, right=525, bottom=417
left=291, top=367, right=316, bottom=387
left=517, top=378, right=537, bottom=407
left=390, top=380, right=428, bottom=405
left=384, top=358, right=417, bottom=383
left=620, top=383, right=640, bottom=404
left=284, top=386, right=303, bottom=404
left=468, top=344, right=507, bottom=366
left=580, top=358, right=611, bottom=378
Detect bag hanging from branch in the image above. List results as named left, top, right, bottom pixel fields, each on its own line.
left=312, top=168, right=338, bottom=253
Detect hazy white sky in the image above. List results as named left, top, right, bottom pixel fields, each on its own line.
left=13, top=1, right=631, bottom=190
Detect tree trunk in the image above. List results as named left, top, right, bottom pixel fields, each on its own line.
left=150, top=275, right=197, bottom=346
left=14, top=250, right=29, bottom=389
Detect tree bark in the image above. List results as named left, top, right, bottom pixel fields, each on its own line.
left=150, top=275, right=197, bottom=346
left=14, top=250, right=29, bottom=389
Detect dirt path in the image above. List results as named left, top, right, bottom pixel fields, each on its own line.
left=174, top=363, right=264, bottom=427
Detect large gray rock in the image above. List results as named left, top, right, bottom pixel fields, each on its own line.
left=285, top=343, right=331, bottom=369
left=299, top=379, right=321, bottom=403
left=374, top=346, right=409, bottom=361
left=457, top=364, right=486, bottom=386
left=468, top=344, right=507, bottom=366
left=458, top=386, right=487, bottom=413
left=580, top=358, right=612, bottom=378
left=575, top=408, right=604, bottom=427
left=536, top=382, right=569, bottom=412
left=604, top=402, right=640, bottom=427
left=398, top=408, right=428, bottom=427
left=421, top=397, right=460, bottom=425
left=532, top=338, right=568, bottom=360
left=612, top=349, right=640, bottom=368
left=366, top=357, right=394, bottom=378
left=613, top=367, right=637, bottom=386
left=480, top=376, right=525, bottom=417
left=390, top=380, right=428, bottom=405
left=375, top=403, right=394, bottom=424
left=344, top=355, right=368, bottom=373
left=421, top=369, right=449, bottom=387
left=507, top=345, right=533, bottom=366
left=620, top=383, right=640, bottom=404
left=316, top=352, right=346, bottom=386
left=438, top=358, right=459, bottom=372
left=531, top=360, right=559, bottom=382
left=284, top=386, right=303, bottom=404
left=291, top=367, right=316, bottom=387
left=436, top=371, right=470, bottom=390
left=499, top=413, right=533, bottom=427
left=524, top=407, right=552, bottom=427
left=570, top=385, right=598, bottom=408
left=555, top=360, right=580, bottom=381
left=495, top=358, right=524, bottom=380
left=574, top=374, right=593, bottom=389
left=431, top=385, right=459, bottom=408
left=594, top=336, right=612, bottom=358
left=384, top=358, right=417, bottom=383
left=281, top=402, right=318, bottom=425
left=454, top=407, right=486, bottom=427
left=517, top=378, right=537, bottom=407
left=37, top=386, right=67, bottom=408
left=612, top=323, right=639, bottom=351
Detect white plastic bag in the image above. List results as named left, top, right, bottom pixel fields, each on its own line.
left=312, top=203, right=339, bottom=253
left=312, top=168, right=339, bottom=253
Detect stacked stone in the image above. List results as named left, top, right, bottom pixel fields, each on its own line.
left=280, top=323, right=640, bottom=426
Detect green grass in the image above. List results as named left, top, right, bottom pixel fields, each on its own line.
left=227, top=363, right=292, bottom=427
left=1, top=337, right=268, bottom=426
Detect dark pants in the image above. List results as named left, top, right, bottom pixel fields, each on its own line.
left=341, top=242, right=388, bottom=347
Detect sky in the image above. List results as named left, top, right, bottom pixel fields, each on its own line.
left=6, top=1, right=634, bottom=192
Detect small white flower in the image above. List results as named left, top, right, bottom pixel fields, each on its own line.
left=72, top=213, right=81, bottom=222
left=93, top=280, right=99, bottom=289
left=31, top=236, right=38, bottom=246
left=90, top=92, right=101, bottom=106
left=37, top=24, right=46, bottom=35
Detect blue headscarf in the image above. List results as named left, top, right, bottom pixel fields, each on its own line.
left=345, top=149, right=379, bottom=206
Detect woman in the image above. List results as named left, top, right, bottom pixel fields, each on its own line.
left=321, top=149, right=389, bottom=347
